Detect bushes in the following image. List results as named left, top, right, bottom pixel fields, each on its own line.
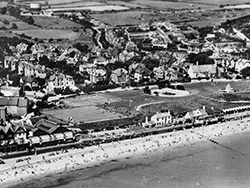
left=79, top=84, right=119, bottom=94
left=54, top=86, right=76, bottom=95
left=143, top=86, right=151, bottom=95
left=176, top=85, right=185, bottom=90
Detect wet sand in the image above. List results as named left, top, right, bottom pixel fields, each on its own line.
left=6, top=121, right=250, bottom=188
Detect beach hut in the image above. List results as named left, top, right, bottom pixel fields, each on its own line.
left=29, top=136, right=40, bottom=145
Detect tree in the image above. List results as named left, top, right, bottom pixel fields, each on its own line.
left=0, top=7, right=7, bottom=15
left=11, top=23, right=18, bottom=29
left=176, top=85, right=185, bottom=90
left=141, top=58, right=160, bottom=71
left=143, top=86, right=151, bottom=94
left=27, top=16, right=35, bottom=25
left=241, top=66, right=250, bottom=78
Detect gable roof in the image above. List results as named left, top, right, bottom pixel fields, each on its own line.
left=185, top=108, right=208, bottom=119
left=112, top=68, right=128, bottom=77
left=34, top=119, right=60, bottom=134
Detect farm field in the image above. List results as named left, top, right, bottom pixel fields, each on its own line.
left=0, top=14, right=39, bottom=30
left=47, top=5, right=130, bottom=12
left=92, top=11, right=151, bottom=26
left=108, top=1, right=148, bottom=8
left=18, top=0, right=84, bottom=5
left=13, top=29, right=80, bottom=40
left=50, top=1, right=105, bottom=8
left=187, top=0, right=250, bottom=5
left=134, top=0, right=218, bottom=10
left=33, top=16, right=84, bottom=29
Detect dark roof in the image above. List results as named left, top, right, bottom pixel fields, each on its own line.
left=0, top=98, right=28, bottom=107
left=34, top=119, right=62, bottom=134
left=30, top=115, right=48, bottom=125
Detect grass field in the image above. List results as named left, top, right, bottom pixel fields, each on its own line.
left=187, top=0, right=250, bottom=5
left=42, top=106, right=125, bottom=123
left=50, top=1, right=105, bottom=8
left=92, top=11, right=151, bottom=26
left=134, top=0, right=217, bottom=10
left=13, top=29, right=80, bottom=40
left=106, top=80, right=250, bottom=116
left=47, top=5, right=130, bottom=12
left=0, top=15, right=39, bottom=30
left=33, top=16, right=84, bottom=29
left=108, top=1, right=148, bottom=8
left=43, top=94, right=124, bottom=123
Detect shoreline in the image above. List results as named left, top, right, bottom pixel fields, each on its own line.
left=1, top=116, right=250, bottom=188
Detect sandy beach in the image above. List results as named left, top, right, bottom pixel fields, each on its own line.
left=1, top=115, right=250, bottom=188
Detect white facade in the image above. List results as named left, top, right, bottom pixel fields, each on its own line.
left=151, top=111, right=172, bottom=127
left=47, top=74, right=75, bottom=91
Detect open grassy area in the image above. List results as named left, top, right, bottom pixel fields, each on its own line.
left=13, top=29, right=80, bottom=40
left=0, top=14, right=39, bottom=30
left=33, top=16, right=84, bottom=29
left=105, top=80, right=250, bottom=116
left=42, top=94, right=125, bottom=123
left=188, top=0, right=250, bottom=5
left=92, top=11, right=151, bottom=26
left=134, top=0, right=217, bottom=10
left=42, top=106, right=126, bottom=123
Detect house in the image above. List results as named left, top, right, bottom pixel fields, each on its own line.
left=153, top=66, right=165, bottom=80
left=188, top=63, right=217, bottom=79
left=0, top=97, right=28, bottom=116
left=47, top=73, right=75, bottom=91
left=0, top=107, right=7, bottom=121
left=150, top=110, right=173, bottom=127
left=89, top=68, right=107, bottom=84
left=17, top=61, right=46, bottom=78
left=110, top=68, right=129, bottom=84
left=0, top=123, right=15, bottom=145
left=79, top=63, right=96, bottom=73
left=94, top=56, right=109, bottom=66
left=0, top=86, right=20, bottom=97
left=32, top=119, right=70, bottom=136
left=184, top=107, right=208, bottom=120
left=4, top=56, right=18, bottom=70
left=26, top=118, right=73, bottom=145
left=129, top=63, right=152, bottom=83
left=16, top=43, right=28, bottom=54
left=11, top=120, right=28, bottom=144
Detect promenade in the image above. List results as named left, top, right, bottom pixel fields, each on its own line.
left=1, top=113, right=250, bottom=188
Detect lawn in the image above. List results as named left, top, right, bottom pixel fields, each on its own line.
left=105, top=80, right=250, bottom=116
left=13, top=29, right=80, bottom=40
left=42, top=106, right=125, bottom=123
left=43, top=94, right=124, bottom=123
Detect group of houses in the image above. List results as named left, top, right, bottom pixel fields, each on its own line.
left=141, top=106, right=222, bottom=128
left=0, top=114, right=74, bottom=149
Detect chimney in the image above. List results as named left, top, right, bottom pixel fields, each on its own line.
left=6, top=74, right=9, bottom=80
left=145, top=116, right=148, bottom=123
left=203, top=106, right=206, bottom=110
